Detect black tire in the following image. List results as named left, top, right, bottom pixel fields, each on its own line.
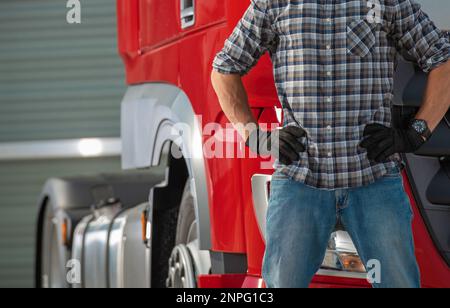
left=151, top=204, right=179, bottom=288
left=152, top=179, right=196, bottom=288
left=175, top=180, right=196, bottom=245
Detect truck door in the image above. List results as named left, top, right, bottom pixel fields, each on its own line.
left=139, top=0, right=179, bottom=50
left=139, top=0, right=227, bottom=50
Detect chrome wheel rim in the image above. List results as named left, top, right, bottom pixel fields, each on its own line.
left=166, top=244, right=196, bottom=288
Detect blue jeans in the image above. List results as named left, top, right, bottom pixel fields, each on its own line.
left=262, top=167, right=421, bottom=288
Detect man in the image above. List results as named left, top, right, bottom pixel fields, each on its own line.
left=211, top=0, right=450, bottom=288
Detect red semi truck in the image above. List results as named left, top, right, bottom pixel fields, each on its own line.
left=36, top=0, right=450, bottom=288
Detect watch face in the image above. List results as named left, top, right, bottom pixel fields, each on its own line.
left=412, top=120, right=427, bottom=134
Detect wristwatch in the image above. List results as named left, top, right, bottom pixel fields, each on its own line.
left=410, top=119, right=432, bottom=141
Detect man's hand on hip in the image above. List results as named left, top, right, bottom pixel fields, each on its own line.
left=360, top=123, right=426, bottom=163
left=245, top=126, right=307, bottom=165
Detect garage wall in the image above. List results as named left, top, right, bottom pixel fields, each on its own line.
left=0, top=0, right=124, bottom=141
left=0, top=0, right=125, bottom=287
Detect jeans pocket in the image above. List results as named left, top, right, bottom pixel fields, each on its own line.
left=383, top=165, right=402, bottom=178
left=347, top=19, right=376, bottom=57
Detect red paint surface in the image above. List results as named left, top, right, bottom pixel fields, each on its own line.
left=198, top=274, right=369, bottom=289
left=198, top=274, right=246, bottom=289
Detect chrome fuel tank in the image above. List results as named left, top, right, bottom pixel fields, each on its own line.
left=108, top=203, right=151, bottom=288
left=71, top=196, right=122, bottom=288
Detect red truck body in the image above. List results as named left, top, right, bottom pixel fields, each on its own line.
left=116, top=0, right=450, bottom=288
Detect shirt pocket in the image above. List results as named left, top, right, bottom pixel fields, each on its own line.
left=347, top=19, right=376, bottom=58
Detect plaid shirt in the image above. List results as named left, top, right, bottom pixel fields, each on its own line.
left=213, top=0, right=450, bottom=190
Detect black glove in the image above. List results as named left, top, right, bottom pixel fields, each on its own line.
left=360, top=123, right=425, bottom=163
left=245, top=126, right=307, bottom=165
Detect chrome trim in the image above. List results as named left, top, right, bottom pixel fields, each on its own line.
left=317, top=269, right=367, bottom=280
left=180, top=0, right=195, bottom=29
left=332, top=231, right=359, bottom=253
left=0, top=138, right=121, bottom=161
left=251, top=174, right=272, bottom=240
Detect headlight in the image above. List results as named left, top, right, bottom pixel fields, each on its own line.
left=321, top=231, right=366, bottom=273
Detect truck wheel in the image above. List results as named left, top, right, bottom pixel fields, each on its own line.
left=175, top=180, right=197, bottom=245
left=166, top=179, right=201, bottom=288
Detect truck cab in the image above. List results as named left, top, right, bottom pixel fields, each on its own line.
left=36, top=0, right=450, bottom=288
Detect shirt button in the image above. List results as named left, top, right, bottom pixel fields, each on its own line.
left=326, top=45, right=331, bottom=50
left=326, top=18, right=332, bottom=23
left=328, top=152, right=333, bottom=157
left=326, top=97, right=332, bottom=103
left=327, top=71, right=332, bottom=77
left=327, top=125, right=332, bottom=130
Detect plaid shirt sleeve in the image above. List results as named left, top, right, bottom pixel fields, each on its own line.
left=391, top=0, right=450, bottom=73
left=212, top=0, right=275, bottom=76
